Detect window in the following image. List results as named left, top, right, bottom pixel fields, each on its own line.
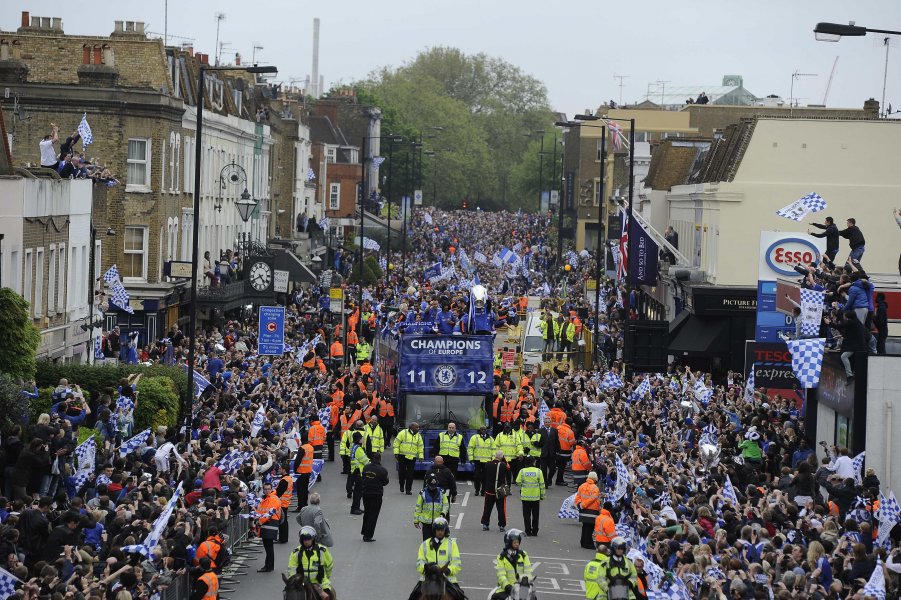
left=168, top=55, right=181, bottom=98
left=160, top=138, right=167, bottom=194
left=173, top=134, right=181, bottom=193
left=596, top=140, right=604, bottom=162
left=57, top=244, right=65, bottom=310
left=232, top=88, right=242, bottom=115
left=328, top=183, right=340, bottom=210
left=34, top=248, right=44, bottom=318
left=24, top=249, right=33, bottom=315
left=9, top=250, right=19, bottom=294
left=122, top=226, right=148, bottom=281
left=183, top=136, right=193, bottom=193
left=126, top=138, right=151, bottom=191
left=326, top=146, right=336, bottom=163
left=48, top=245, right=56, bottom=314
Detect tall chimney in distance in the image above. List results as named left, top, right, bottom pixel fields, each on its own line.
left=311, top=17, right=320, bottom=98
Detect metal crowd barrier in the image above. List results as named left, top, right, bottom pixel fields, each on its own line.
left=159, top=570, right=191, bottom=600
left=218, top=513, right=260, bottom=597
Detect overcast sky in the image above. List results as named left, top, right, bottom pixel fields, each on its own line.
left=7, top=1, right=901, bottom=117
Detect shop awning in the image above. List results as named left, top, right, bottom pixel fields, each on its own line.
left=668, top=314, right=731, bottom=356
left=274, top=249, right=318, bottom=285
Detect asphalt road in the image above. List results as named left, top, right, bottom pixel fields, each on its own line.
left=223, top=456, right=593, bottom=599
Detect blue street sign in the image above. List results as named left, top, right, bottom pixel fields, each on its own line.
left=258, top=306, right=286, bottom=356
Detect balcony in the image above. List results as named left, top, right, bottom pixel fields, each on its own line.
left=194, top=280, right=247, bottom=312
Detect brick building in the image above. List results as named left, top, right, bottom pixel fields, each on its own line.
left=0, top=11, right=310, bottom=357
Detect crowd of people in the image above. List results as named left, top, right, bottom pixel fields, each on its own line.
left=38, top=124, right=120, bottom=186
left=0, top=206, right=898, bottom=600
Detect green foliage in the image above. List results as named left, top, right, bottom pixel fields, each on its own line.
left=0, top=288, right=41, bottom=379
left=0, top=372, right=29, bottom=433
left=31, top=387, right=55, bottom=423
left=354, top=47, right=555, bottom=212
left=508, top=133, right=564, bottom=211
left=134, top=377, right=180, bottom=431
left=34, top=362, right=189, bottom=407
left=348, top=255, right=384, bottom=285
left=77, top=427, right=100, bottom=446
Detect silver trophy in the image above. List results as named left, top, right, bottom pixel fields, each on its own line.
left=699, top=443, right=721, bottom=473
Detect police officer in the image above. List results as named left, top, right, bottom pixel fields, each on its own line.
left=363, top=414, right=385, bottom=456
left=468, top=426, right=494, bottom=496
left=493, top=529, right=534, bottom=600
left=360, top=452, right=389, bottom=542
left=349, top=431, right=369, bottom=515
left=584, top=537, right=637, bottom=600
left=287, top=526, right=335, bottom=598
left=414, top=473, right=450, bottom=541
left=514, top=455, right=546, bottom=537
left=409, top=517, right=464, bottom=600
left=395, top=421, right=424, bottom=495
left=437, top=422, right=467, bottom=474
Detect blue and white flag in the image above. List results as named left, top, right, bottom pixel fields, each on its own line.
left=628, top=377, right=650, bottom=403
left=656, top=491, right=672, bottom=507
left=786, top=338, right=826, bottom=388
left=693, top=379, right=713, bottom=404
left=600, top=371, right=624, bottom=390
left=75, top=436, right=96, bottom=473
left=776, top=192, right=827, bottom=221
left=184, top=366, right=212, bottom=397
left=499, top=247, right=518, bottom=264
left=0, top=566, right=22, bottom=599
left=94, top=335, right=104, bottom=359
left=722, top=475, right=739, bottom=507
left=216, top=450, right=251, bottom=474
left=863, top=557, right=887, bottom=600
left=109, top=281, right=134, bottom=314
left=473, top=251, right=487, bottom=264
left=306, top=167, right=316, bottom=181
left=423, top=212, right=433, bottom=225
left=799, top=288, right=825, bottom=337
left=103, top=264, right=122, bottom=284
left=557, top=494, right=579, bottom=520
left=423, top=262, right=442, bottom=281
left=537, top=399, right=550, bottom=427
left=119, top=428, right=151, bottom=457
left=362, top=237, right=380, bottom=251
left=744, top=366, right=756, bottom=402
left=610, top=455, right=630, bottom=502
left=308, top=459, right=324, bottom=490
left=78, top=113, right=94, bottom=146
left=371, top=156, right=385, bottom=169
left=319, top=216, right=330, bottom=232
left=317, top=406, right=331, bottom=431
left=121, top=482, right=183, bottom=557
left=250, top=404, right=267, bottom=437
left=876, top=490, right=900, bottom=550
left=852, top=451, right=866, bottom=486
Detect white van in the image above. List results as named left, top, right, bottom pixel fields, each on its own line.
left=521, top=310, right=557, bottom=371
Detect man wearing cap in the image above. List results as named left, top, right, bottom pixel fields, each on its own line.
left=576, top=472, right=602, bottom=549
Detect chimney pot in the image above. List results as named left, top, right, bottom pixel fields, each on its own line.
left=235, top=52, right=241, bottom=66
left=114, top=21, right=123, bottom=33
left=51, top=17, right=63, bottom=30
left=135, top=22, right=145, bottom=34
left=21, top=11, right=29, bottom=28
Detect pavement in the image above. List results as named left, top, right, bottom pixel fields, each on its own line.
left=223, top=455, right=593, bottom=599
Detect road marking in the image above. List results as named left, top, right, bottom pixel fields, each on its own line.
left=460, top=552, right=588, bottom=562
left=454, top=512, right=464, bottom=529
left=461, top=491, right=470, bottom=507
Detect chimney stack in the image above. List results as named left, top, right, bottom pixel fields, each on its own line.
left=235, top=52, right=241, bottom=66
left=197, top=53, right=209, bottom=65
left=21, top=11, right=29, bottom=28
left=311, top=18, right=320, bottom=98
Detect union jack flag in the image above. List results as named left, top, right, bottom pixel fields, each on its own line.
left=617, top=212, right=628, bottom=281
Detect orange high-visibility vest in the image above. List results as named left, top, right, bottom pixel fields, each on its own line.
left=195, top=537, right=222, bottom=568
left=258, top=492, right=282, bottom=525
left=572, top=446, right=591, bottom=472
left=295, top=444, right=314, bottom=474
left=575, top=481, right=601, bottom=512
left=594, top=510, right=616, bottom=543
left=330, top=341, right=344, bottom=358
left=308, top=424, right=326, bottom=447
left=360, top=363, right=372, bottom=375
left=558, top=424, right=575, bottom=451
left=279, top=475, right=294, bottom=508
left=198, top=571, right=219, bottom=600
left=347, top=330, right=359, bottom=346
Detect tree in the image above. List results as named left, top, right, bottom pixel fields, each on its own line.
left=355, top=47, right=555, bottom=211
left=0, top=372, right=29, bottom=433
left=0, top=288, right=41, bottom=379
left=348, top=255, right=384, bottom=285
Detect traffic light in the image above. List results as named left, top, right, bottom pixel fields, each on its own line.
left=462, top=200, right=467, bottom=209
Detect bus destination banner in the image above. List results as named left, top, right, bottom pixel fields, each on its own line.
left=398, top=335, right=494, bottom=394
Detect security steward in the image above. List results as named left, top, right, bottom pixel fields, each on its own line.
left=514, top=455, right=546, bottom=537
left=575, top=472, right=602, bottom=549
left=191, top=557, right=219, bottom=600
left=363, top=414, right=385, bottom=456
left=593, top=501, right=616, bottom=548
left=492, top=529, right=534, bottom=600
left=468, top=425, right=495, bottom=496
left=437, top=422, right=467, bottom=474
left=409, top=517, right=464, bottom=600
left=287, top=526, right=335, bottom=600
left=571, top=438, right=592, bottom=487
left=194, top=526, right=225, bottom=571
left=274, top=462, right=294, bottom=543
left=256, top=480, right=282, bottom=572
left=394, top=421, right=424, bottom=495
left=584, top=537, right=638, bottom=600
left=293, top=436, right=315, bottom=512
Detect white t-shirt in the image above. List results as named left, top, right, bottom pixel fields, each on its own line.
left=829, top=455, right=856, bottom=480
left=39, top=139, right=57, bottom=166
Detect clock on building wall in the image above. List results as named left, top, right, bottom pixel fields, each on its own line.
left=244, top=257, right=275, bottom=295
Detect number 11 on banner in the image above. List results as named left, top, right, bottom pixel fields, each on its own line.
left=407, top=370, right=426, bottom=383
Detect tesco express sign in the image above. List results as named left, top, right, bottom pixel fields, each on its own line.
left=758, top=232, right=825, bottom=279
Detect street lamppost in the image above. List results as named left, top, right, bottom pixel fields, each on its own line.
left=813, top=22, right=901, bottom=117
left=574, top=114, right=636, bottom=365
left=87, top=225, right=116, bottom=364
left=186, top=62, right=277, bottom=429
left=402, top=140, right=423, bottom=280
left=215, top=162, right=254, bottom=254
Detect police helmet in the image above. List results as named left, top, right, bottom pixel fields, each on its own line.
left=504, top=528, right=524, bottom=548
left=426, top=473, right=439, bottom=487
left=299, top=526, right=317, bottom=543
left=610, top=536, right=628, bottom=553
left=432, top=517, right=449, bottom=532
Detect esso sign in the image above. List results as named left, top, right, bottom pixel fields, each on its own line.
left=760, top=235, right=822, bottom=278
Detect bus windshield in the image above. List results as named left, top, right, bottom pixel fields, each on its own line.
left=523, top=335, right=544, bottom=352
left=405, top=393, right=487, bottom=430
left=447, top=395, right=488, bottom=430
